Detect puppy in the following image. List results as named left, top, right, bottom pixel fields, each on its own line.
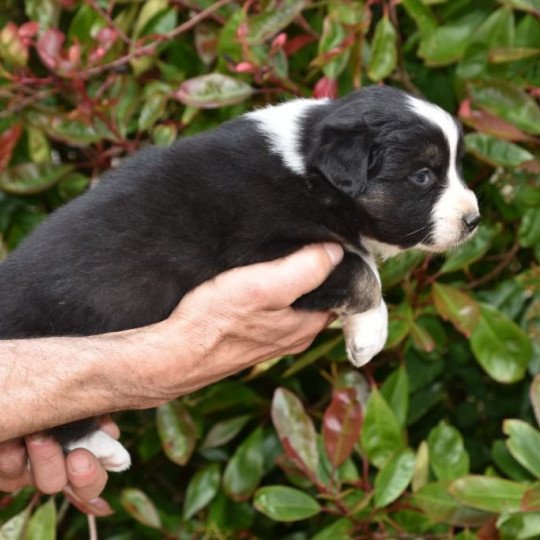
left=0, top=86, right=479, bottom=471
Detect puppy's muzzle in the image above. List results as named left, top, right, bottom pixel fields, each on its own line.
left=462, top=212, right=481, bottom=234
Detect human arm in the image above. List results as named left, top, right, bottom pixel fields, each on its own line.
left=0, top=242, right=343, bottom=441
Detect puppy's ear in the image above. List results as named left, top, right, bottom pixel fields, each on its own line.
left=310, top=117, right=374, bottom=198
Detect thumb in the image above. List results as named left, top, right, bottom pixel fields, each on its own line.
left=237, top=243, right=344, bottom=309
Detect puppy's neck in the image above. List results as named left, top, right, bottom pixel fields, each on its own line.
left=246, top=98, right=329, bottom=176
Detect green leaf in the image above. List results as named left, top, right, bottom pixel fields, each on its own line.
left=419, top=11, right=486, bottom=66
left=0, top=505, right=31, bottom=540
left=472, top=6, right=514, bottom=49
left=361, top=387, right=405, bottom=468
left=519, top=208, right=540, bottom=248
left=412, top=440, right=430, bottom=492
left=465, top=133, right=534, bottom=167
left=386, top=302, right=413, bottom=349
left=202, top=414, right=252, bottom=449
left=374, top=448, right=416, bottom=508
left=68, top=4, right=106, bottom=44
left=367, top=16, right=397, bottom=82
left=25, top=0, right=60, bottom=29
left=156, top=401, right=196, bottom=465
left=23, top=499, right=55, bottom=540
left=253, top=485, right=321, bottom=522
left=492, top=440, right=534, bottom=482
left=428, top=421, right=470, bottom=481
left=432, top=283, right=480, bottom=337
left=271, top=387, right=318, bottom=476
left=322, top=388, right=362, bottom=468
left=498, top=511, right=540, bottom=540
left=440, top=224, right=498, bottom=274
left=183, top=463, right=221, bottom=520
left=317, top=16, right=351, bottom=79
left=311, top=518, right=354, bottom=540
left=401, top=0, right=437, bottom=37
left=531, top=374, right=540, bottom=427
left=223, top=427, right=264, bottom=501
left=471, top=303, right=532, bottom=383
left=120, top=488, right=162, bottom=529
left=449, top=475, right=530, bottom=513
left=380, top=250, right=425, bottom=289
left=0, top=164, right=73, bottom=195
left=283, top=335, right=342, bottom=377
left=247, top=0, right=307, bottom=45
left=489, top=47, right=540, bottom=63
left=498, top=0, right=540, bottom=14
left=138, top=95, right=168, bottom=133
left=469, top=80, right=540, bottom=135
left=27, top=127, right=50, bottom=164
left=414, top=481, right=492, bottom=526
left=410, top=321, right=435, bottom=353
left=380, top=365, right=409, bottom=427
left=133, top=0, right=168, bottom=37
left=504, top=419, right=540, bottom=479
left=175, top=74, right=253, bottom=109
left=27, top=112, right=107, bottom=145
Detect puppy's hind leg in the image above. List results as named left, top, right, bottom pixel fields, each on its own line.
left=65, top=431, right=131, bottom=473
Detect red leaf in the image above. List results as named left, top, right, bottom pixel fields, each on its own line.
left=36, top=29, right=65, bottom=71
left=323, top=388, right=362, bottom=468
left=459, top=100, right=537, bottom=143
left=0, top=125, right=22, bottom=173
left=313, top=76, right=338, bottom=99
left=283, top=34, right=317, bottom=56
left=36, top=29, right=80, bottom=75
left=521, top=487, right=540, bottom=512
left=18, top=21, right=39, bottom=41
left=89, top=27, right=118, bottom=63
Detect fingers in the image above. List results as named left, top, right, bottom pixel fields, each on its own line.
left=66, top=449, right=108, bottom=501
left=25, top=434, right=67, bottom=494
left=222, top=243, right=344, bottom=310
left=0, top=439, right=31, bottom=492
left=98, top=416, right=120, bottom=440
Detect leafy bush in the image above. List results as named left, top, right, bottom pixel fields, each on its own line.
left=0, top=0, right=539, bottom=538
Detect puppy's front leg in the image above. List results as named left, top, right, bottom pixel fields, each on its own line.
left=294, top=251, right=387, bottom=366
left=342, top=300, right=388, bottom=367
left=339, top=254, right=387, bottom=367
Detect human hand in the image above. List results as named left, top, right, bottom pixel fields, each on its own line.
left=0, top=417, right=118, bottom=516
left=136, top=243, right=344, bottom=404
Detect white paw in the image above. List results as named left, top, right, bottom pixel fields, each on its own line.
left=342, top=302, right=388, bottom=367
left=65, top=430, right=131, bottom=472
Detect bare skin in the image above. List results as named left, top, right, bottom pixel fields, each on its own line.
left=0, top=243, right=343, bottom=502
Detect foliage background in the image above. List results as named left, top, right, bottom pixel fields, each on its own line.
left=0, top=0, right=539, bottom=538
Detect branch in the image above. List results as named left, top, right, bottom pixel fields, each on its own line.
left=80, top=0, right=233, bottom=79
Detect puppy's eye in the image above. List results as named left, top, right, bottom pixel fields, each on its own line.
left=410, top=168, right=434, bottom=188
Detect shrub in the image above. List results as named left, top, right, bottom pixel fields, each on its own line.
left=0, top=0, right=539, bottom=538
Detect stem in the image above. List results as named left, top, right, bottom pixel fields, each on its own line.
left=80, top=0, right=233, bottom=79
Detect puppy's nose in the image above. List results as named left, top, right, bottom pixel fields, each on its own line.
left=462, top=213, right=481, bottom=233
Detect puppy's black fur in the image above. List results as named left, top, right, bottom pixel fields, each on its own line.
left=0, top=86, right=459, bottom=445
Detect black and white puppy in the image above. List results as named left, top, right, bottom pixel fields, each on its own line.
left=0, top=86, right=479, bottom=471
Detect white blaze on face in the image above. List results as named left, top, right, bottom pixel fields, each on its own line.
left=407, top=96, right=479, bottom=251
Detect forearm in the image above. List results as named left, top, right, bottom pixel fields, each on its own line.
left=0, top=332, right=148, bottom=442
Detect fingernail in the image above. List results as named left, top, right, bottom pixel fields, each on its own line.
left=28, top=433, right=49, bottom=443
left=69, top=453, right=92, bottom=473
left=88, top=497, right=113, bottom=515
left=321, top=243, right=344, bottom=266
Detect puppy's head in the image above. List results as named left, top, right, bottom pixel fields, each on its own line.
left=309, top=86, right=480, bottom=253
